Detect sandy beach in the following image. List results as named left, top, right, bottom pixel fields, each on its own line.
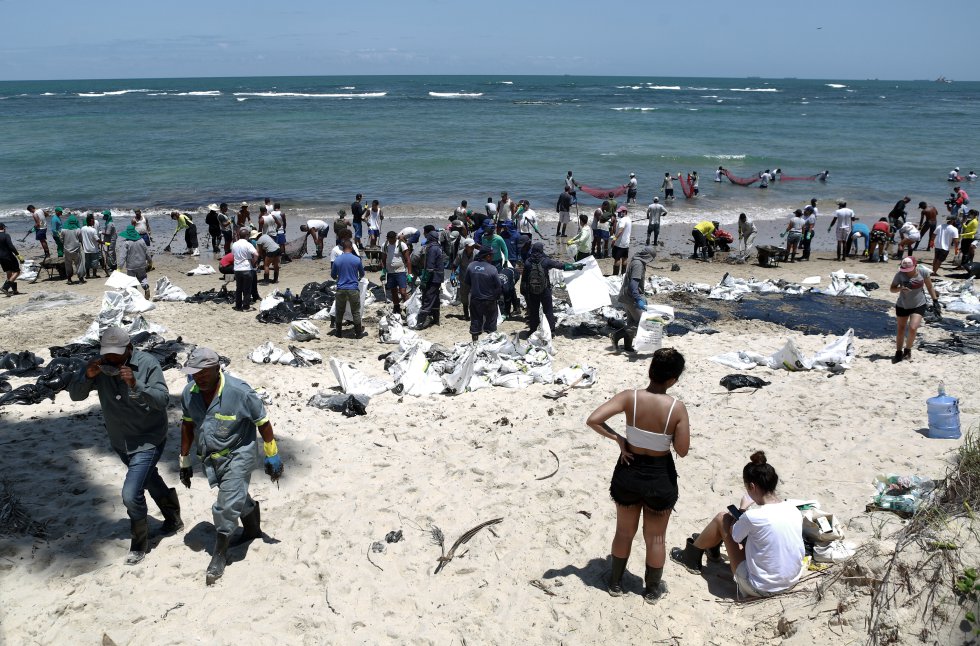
left=0, top=228, right=971, bottom=645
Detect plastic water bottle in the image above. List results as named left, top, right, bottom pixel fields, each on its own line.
left=927, top=381, right=961, bottom=439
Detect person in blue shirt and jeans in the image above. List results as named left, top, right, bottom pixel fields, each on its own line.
left=331, top=238, right=365, bottom=338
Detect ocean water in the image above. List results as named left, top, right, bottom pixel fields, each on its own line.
left=1, top=75, right=977, bottom=228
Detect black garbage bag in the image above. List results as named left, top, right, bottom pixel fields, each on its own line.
left=0, top=383, right=56, bottom=406
left=186, top=286, right=235, bottom=304
left=49, top=343, right=100, bottom=359
left=719, top=374, right=771, bottom=391
left=308, top=392, right=369, bottom=417
left=34, top=356, right=87, bottom=393
left=257, top=301, right=308, bottom=324
left=0, top=351, right=44, bottom=375
left=0, top=379, right=10, bottom=394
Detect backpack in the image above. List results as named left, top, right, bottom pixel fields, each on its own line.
left=527, top=260, right=548, bottom=296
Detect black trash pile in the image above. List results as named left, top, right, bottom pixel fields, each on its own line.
left=0, top=351, right=44, bottom=376
left=257, top=281, right=337, bottom=324
left=0, top=335, right=197, bottom=407
left=307, top=392, right=369, bottom=417
left=186, top=285, right=236, bottom=305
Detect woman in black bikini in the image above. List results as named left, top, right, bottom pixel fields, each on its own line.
left=586, top=348, right=690, bottom=603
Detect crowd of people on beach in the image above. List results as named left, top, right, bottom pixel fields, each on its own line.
left=7, top=162, right=975, bottom=603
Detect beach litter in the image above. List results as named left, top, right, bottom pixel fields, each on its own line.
left=866, top=474, right=936, bottom=516
left=433, top=517, right=503, bottom=574
left=710, top=329, right=855, bottom=372
left=719, top=374, right=771, bottom=391
left=249, top=342, right=322, bottom=367
left=307, top=392, right=369, bottom=417
left=153, top=277, right=188, bottom=302
left=287, top=320, right=320, bottom=341
left=0, top=478, right=48, bottom=538
left=186, top=285, right=235, bottom=305
left=186, top=264, right=215, bottom=276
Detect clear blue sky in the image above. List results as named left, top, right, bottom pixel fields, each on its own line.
left=3, top=0, right=975, bottom=81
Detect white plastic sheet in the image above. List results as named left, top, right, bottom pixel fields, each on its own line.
left=327, top=278, right=370, bottom=322
left=105, top=270, right=140, bottom=290
left=154, top=276, right=188, bottom=302
left=710, top=329, right=855, bottom=372
left=287, top=320, right=320, bottom=341
left=259, top=293, right=283, bottom=312
left=186, top=264, right=216, bottom=276
left=563, top=255, right=612, bottom=314
left=328, top=358, right=393, bottom=397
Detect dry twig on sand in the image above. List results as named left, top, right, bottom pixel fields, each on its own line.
left=535, top=450, right=560, bottom=481
left=0, top=477, right=47, bottom=538
left=434, top=518, right=503, bottom=574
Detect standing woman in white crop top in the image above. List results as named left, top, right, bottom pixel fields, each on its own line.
left=586, top=348, right=690, bottom=604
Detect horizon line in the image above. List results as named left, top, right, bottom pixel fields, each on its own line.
left=0, top=73, right=974, bottom=84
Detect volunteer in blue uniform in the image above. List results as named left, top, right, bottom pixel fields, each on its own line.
left=520, top=242, right=584, bottom=335
left=178, top=347, right=285, bottom=585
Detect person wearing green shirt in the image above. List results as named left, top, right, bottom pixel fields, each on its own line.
left=961, top=209, right=979, bottom=266
left=480, top=229, right=508, bottom=269
left=171, top=211, right=199, bottom=256
left=568, top=213, right=594, bottom=261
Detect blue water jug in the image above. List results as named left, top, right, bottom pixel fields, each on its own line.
left=927, top=382, right=961, bottom=439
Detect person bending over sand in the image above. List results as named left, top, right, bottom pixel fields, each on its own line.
left=586, top=348, right=690, bottom=604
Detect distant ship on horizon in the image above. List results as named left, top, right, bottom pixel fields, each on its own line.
left=936, top=76, right=953, bottom=83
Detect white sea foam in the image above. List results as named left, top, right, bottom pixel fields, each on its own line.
left=237, top=98, right=247, bottom=102
left=611, top=106, right=657, bottom=111
left=41, top=92, right=58, bottom=96
left=687, top=108, right=699, bottom=111
left=498, top=81, right=514, bottom=85
left=700, top=95, right=718, bottom=98
left=428, top=92, right=483, bottom=98
left=174, top=91, right=222, bottom=96
left=646, top=85, right=682, bottom=90
left=702, top=154, right=747, bottom=160
left=340, top=86, right=356, bottom=90
left=729, top=87, right=779, bottom=92
left=615, top=86, right=644, bottom=90
left=232, top=91, right=387, bottom=98
left=825, top=83, right=847, bottom=88
left=77, top=89, right=151, bottom=97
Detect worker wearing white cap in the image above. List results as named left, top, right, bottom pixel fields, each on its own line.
left=627, top=172, right=638, bottom=204
left=68, top=326, right=181, bottom=566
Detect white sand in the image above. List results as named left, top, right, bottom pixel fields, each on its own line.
left=0, top=248, right=968, bottom=645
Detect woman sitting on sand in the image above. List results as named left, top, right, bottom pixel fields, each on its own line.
left=671, top=451, right=804, bottom=599
left=586, top=348, right=690, bottom=604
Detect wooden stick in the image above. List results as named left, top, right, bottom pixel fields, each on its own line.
left=535, top=450, right=560, bottom=481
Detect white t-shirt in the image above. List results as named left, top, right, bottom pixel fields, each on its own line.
left=384, top=240, right=409, bottom=273
left=232, top=239, right=257, bottom=271
left=646, top=203, right=666, bottom=225
left=759, top=172, right=770, bottom=187
left=306, top=219, right=327, bottom=233
left=133, top=216, right=148, bottom=235
left=330, top=242, right=361, bottom=263
left=628, top=177, right=637, bottom=189
left=519, top=209, right=538, bottom=235
left=950, top=170, right=960, bottom=180
left=485, top=202, right=498, bottom=217
left=367, top=208, right=383, bottom=231
left=731, top=501, right=805, bottom=594
left=398, top=227, right=418, bottom=240
left=81, top=225, right=100, bottom=253
left=935, top=223, right=959, bottom=251
left=614, top=215, right=632, bottom=248
left=259, top=215, right=276, bottom=236
left=899, top=222, right=920, bottom=240
left=498, top=200, right=513, bottom=221
left=715, top=169, right=723, bottom=182
left=565, top=176, right=576, bottom=192
left=271, top=211, right=283, bottom=235
left=788, top=217, right=805, bottom=234
left=834, top=208, right=854, bottom=229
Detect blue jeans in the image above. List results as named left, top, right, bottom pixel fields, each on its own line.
left=115, top=442, right=169, bottom=521
left=353, top=221, right=363, bottom=240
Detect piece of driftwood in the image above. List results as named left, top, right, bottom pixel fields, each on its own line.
left=434, top=518, right=503, bottom=574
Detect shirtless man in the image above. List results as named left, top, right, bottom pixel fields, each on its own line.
left=27, top=205, right=50, bottom=257
left=915, top=201, right=939, bottom=251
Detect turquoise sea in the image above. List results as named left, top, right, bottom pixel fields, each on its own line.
left=1, top=75, right=977, bottom=226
